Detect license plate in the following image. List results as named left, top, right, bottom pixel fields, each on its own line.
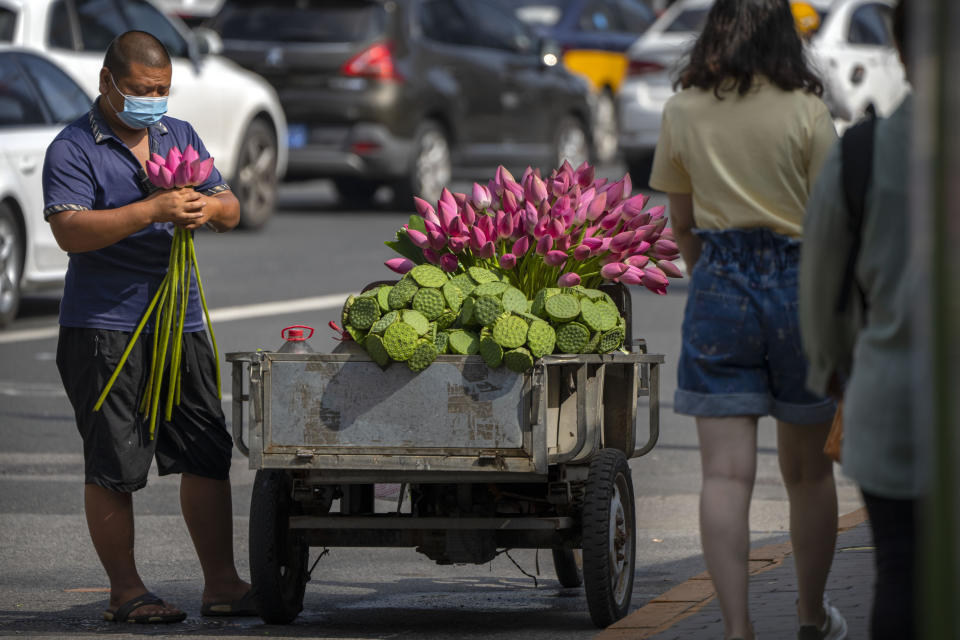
left=287, top=124, right=308, bottom=149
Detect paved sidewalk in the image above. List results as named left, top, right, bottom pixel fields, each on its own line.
left=599, top=509, right=874, bottom=639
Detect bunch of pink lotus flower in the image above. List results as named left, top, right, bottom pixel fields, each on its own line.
left=384, top=161, right=681, bottom=296
left=146, top=145, right=215, bottom=190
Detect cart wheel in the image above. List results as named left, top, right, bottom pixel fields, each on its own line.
left=552, top=548, right=583, bottom=588
left=249, top=470, right=309, bottom=624
left=582, top=449, right=636, bottom=628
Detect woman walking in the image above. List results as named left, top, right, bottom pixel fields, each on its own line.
left=649, top=1, right=845, bottom=639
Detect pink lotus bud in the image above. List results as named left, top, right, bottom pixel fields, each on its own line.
left=146, top=160, right=163, bottom=187
left=165, top=146, right=182, bottom=173
left=545, top=250, right=567, bottom=267
left=536, top=235, right=553, bottom=255
left=586, top=192, right=607, bottom=221
left=440, top=187, right=456, bottom=211
left=428, top=229, right=447, bottom=251
left=605, top=178, right=625, bottom=207
left=173, top=161, right=191, bottom=187
left=582, top=237, right=603, bottom=251
left=652, top=217, right=669, bottom=234
left=448, top=216, right=464, bottom=237
left=574, top=162, right=595, bottom=188
left=626, top=212, right=652, bottom=230
left=478, top=215, right=495, bottom=240
left=657, top=260, right=684, bottom=278
left=448, top=235, right=469, bottom=253
left=495, top=165, right=515, bottom=187
left=423, top=249, right=441, bottom=265
left=620, top=266, right=644, bottom=285
left=631, top=240, right=652, bottom=255
left=182, top=145, right=199, bottom=167
left=527, top=175, right=548, bottom=205
left=661, top=227, right=675, bottom=240
left=499, top=253, right=517, bottom=270
left=453, top=191, right=467, bottom=207
left=550, top=195, right=572, bottom=220
left=462, top=203, right=477, bottom=227
left=407, top=228, right=430, bottom=249
left=524, top=203, right=539, bottom=233
left=157, top=165, right=174, bottom=189
left=502, top=190, right=519, bottom=215
left=600, top=213, right=620, bottom=231
left=556, top=235, right=572, bottom=251
left=512, top=236, right=530, bottom=256
left=441, top=253, right=459, bottom=272
left=478, top=241, right=496, bottom=259
left=470, top=227, right=487, bottom=252
left=505, top=177, right=524, bottom=201
left=472, top=183, right=492, bottom=210
left=548, top=219, right=565, bottom=239
left=558, top=272, right=581, bottom=287
left=621, top=193, right=648, bottom=217
left=550, top=172, right=571, bottom=198
left=439, top=200, right=458, bottom=233
left=654, top=238, right=679, bottom=255
left=599, top=238, right=612, bottom=253
left=385, top=257, right=414, bottom=274
left=424, top=219, right=441, bottom=234
left=573, top=245, right=592, bottom=261
left=635, top=223, right=658, bottom=242
left=414, top=196, right=435, bottom=220
left=643, top=266, right=669, bottom=288
left=573, top=202, right=589, bottom=226
left=190, top=158, right=214, bottom=185
left=496, top=210, right=513, bottom=239
left=611, top=230, right=637, bottom=253
left=150, top=153, right=166, bottom=167
left=625, top=254, right=650, bottom=269
left=511, top=211, right=523, bottom=237
left=533, top=215, right=549, bottom=239
left=601, top=262, right=628, bottom=280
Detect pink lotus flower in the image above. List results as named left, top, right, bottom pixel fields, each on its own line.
left=586, top=191, right=607, bottom=221
left=407, top=228, right=430, bottom=249
left=428, top=230, right=447, bottom=251
left=472, top=183, right=492, bottom=210
left=385, top=257, right=414, bottom=274
left=536, top=235, right=553, bottom=256
left=619, top=266, right=644, bottom=285
left=448, top=235, right=469, bottom=253
left=544, top=250, right=567, bottom=267
left=601, top=262, right=628, bottom=280
left=611, top=230, right=637, bottom=254
left=558, top=272, right=581, bottom=287
left=573, top=245, right=592, bottom=261
left=440, top=254, right=459, bottom=272
left=145, top=144, right=214, bottom=190
left=439, top=200, right=458, bottom=233
left=496, top=210, right=513, bottom=239
left=414, top=196, right=435, bottom=219
left=499, top=253, right=517, bottom=270
left=512, top=236, right=530, bottom=256
left=478, top=215, right=495, bottom=240
left=470, top=227, right=487, bottom=252
left=462, top=203, right=477, bottom=227
left=625, top=254, right=650, bottom=269
left=657, top=260, right=684, bottom=278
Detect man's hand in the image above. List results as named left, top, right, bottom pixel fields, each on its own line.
left=147, top=188, right=206, bottom=226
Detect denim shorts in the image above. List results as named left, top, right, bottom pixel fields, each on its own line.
left=675, top=228, right=834, bottom=424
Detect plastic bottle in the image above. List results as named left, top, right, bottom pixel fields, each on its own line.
left=277, top=325, right=315, bottom=353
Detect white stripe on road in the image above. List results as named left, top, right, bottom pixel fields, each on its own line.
left=0, top=292, right=355, bottom=345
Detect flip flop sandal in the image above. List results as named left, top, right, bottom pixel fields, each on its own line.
left=103, top=591, right=187, bottom=624
left=201, top=588, right=259, bottom=617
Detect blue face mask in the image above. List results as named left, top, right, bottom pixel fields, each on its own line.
left=108, top=73, right=168, bottom=129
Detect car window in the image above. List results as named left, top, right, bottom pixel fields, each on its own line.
left=119, top=0, right=190, bottom=58
left=0, top=54, right=47, bottom=127
left=18, top=53, right=91, bottom=125
left=617, top=0, right=656, bottom=33
left=848, top=3, right=892, bottom=46
left=213, top=1, right=387, bottom=44
left=664, top=8, right=708, bottom=33
left=420, top=0, right=474, bottom=46
left=47, top=0, right=189, bottom=57
left=0, top=7, right=16, bottom=42
left=463, top=0, right=538, bottom=53
left=578, top=0, right=627, bottom=33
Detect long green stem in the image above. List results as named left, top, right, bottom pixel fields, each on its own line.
left=139, top=272, right=171, bottom=415
left=149, top=234, right=179, bottom=438
left=188, top=232, right=221, bottom=398
left=165, top=230, right=187, bottom=421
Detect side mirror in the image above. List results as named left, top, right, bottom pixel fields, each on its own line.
left=193, top=28, right=223, bottom=56
left=539, top=37, right=561, bottom=69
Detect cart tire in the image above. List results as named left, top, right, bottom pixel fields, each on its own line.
left=581, top=449, right=636, bottom=628
left=249, top=470, right=309, bottom=624
left=552, top=549, right=583, bottom=588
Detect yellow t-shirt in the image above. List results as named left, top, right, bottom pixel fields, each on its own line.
left=649, top=81, right=837, bottom=238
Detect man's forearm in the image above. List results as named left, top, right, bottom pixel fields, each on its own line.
left=203, top=192, right=240, bottom=232
left=49, top=201, right=154, bottom=253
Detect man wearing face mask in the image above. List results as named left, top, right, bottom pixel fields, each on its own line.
left=41, top=31, right=254, bottom=624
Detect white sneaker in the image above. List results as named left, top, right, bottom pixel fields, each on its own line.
left=797, top=596, right=847, bottom=640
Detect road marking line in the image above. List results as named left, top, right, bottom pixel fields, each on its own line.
left=0, top=292, right=355, bottom=344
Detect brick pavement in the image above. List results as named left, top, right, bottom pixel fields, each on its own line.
left=599, top=509, right=874, bottom=640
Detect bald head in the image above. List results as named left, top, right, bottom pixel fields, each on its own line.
left=103, top=30, right=171, bottom=81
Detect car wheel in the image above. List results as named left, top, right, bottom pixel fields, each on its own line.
left=396, top=120, right=451, bottom=208
left=0, top=203, right=24, bottom=329
left=234, top=118, right=278, bottom=230
left=334, top=177, right=381, bottom=209
left=555, top=116, right=590, bottom=171
left=592, top=90, right=619, bottom=165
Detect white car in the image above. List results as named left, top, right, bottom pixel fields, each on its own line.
left=1, top=0, right=288, bottom=229
left=0, top=47, right=89, bottom=327
left=617, top=0, right=909, bottom=181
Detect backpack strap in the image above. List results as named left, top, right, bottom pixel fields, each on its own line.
left=836, top=107, right=877, bottom=314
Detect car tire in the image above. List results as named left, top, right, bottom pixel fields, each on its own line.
left=592, top=90, right=619, bottom=165
left=233, top=118, right=278, bottom=230
left=0, top=203, right=24, bottom=329
left=334, top=177, right=381, bottom=209
left=555, top=116, right=590, bottom=171
left=395, top=120, right=451, bottom=208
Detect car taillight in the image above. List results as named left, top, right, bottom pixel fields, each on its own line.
left=627, top=60, right=665, bottom=76
left=341, top=42, right=402, bottom=81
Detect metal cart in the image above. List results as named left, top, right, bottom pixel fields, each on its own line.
left=226, top=285, right=665, bottom=628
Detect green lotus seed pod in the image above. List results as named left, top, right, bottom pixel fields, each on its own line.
left=492, top=315, right=528, bottom=349
left=442, top=280, right=464, bottom=311
left=407, top=339, right=438, bottom=372
left=545, top=294, right=581, bottom=323
left=348, top=296, right=381, bottom=330
left=593, top=301, right=621, bottom=331
left=412, top=288, right=445, bottom=320
left=402, top=310, right=431, bottom=336
left=341, top=294, right=355, bottom=326
left=531, top=287, right=561, bottom=318
left=479, top=336, right=503, bottom=368
left=580, top=287, right=606, bottom=301
left=388, top=278, right=419, bottom=309
left=359, top=286, right=379, bottom=298
left=555, top=322, right=590, bottom=353
left=503, top=347, right=534, bottom=373
left=383, top=322, right=418, bottom=361
left=410, top=264, right=447, bottom=288
left=434, top=330, right=449, bottom=354
left=370, top=310, right=399, bottom=335
left=377, top=285, right=393, bottom=312
left=364, top=334, right=391, bottom=367
left=459, top=297, right=476, bottom=326
left=517, top=311, right=540, bottom=325
left=468, top=266, right=499, bottom=284
left=473, top=295, right=504, bottom=326
left=579, top=300, right=606, bottom=333
left=448, top=329, right=480, bottom=355
left=599, top=327, right=625, bottom=353
left=345, top=325, right=367, bottom=343
left=473, top=281, right=509, bottom=297
left=526, top=320, right=557, bottom=358
left=500, top=287, right=528, bottom=314
left=451, top=274, right=476, bottom=297
left=436, top=310, right=458, bottom=330
left=583, top=331, right=601, bottom=354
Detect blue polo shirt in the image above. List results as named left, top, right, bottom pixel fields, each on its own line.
left=42, top=100, right=230, bottom=332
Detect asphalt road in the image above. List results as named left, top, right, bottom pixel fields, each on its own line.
left=0, top=173, right=862, bottom=639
